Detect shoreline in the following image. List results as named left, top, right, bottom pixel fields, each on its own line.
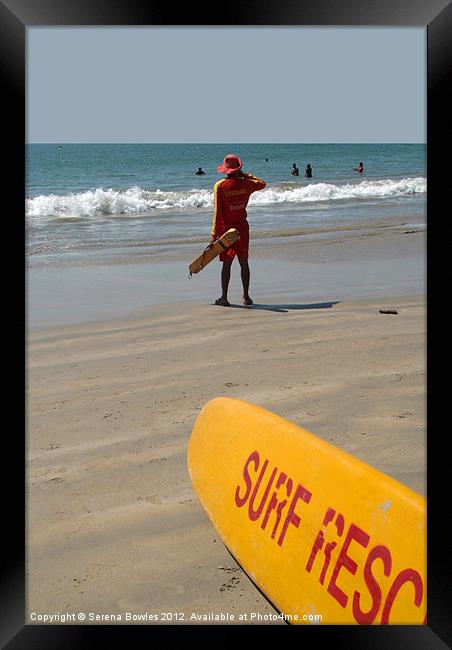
left=27, top=216, right=425, bottom=329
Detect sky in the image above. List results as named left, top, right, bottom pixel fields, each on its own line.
left=26, top=27, right=426, bottom=143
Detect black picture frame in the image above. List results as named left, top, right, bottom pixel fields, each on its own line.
left=2, top=1, right=449, bottom=647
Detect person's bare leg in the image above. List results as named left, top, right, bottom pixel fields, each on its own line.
left=215, top=260, right=232, bottom=306
left=239, top=258, right=253, bottom=305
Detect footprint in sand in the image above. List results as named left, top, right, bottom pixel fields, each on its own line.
left=137, top=494, right=162, bottom=505
left=219, top=576, right=241, bottom=592
left=45, top=476, right=65, bottom=484
left=138, top=458, right=167, bottom=469
left=144, top=495, right=162, bottom=505
left=217, top=566, right=241, bottom=574
left=44, top=442, right=60, bottom=451
left=72, top=574, right=93, bottom=594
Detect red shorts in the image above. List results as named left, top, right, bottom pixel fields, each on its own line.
left=219, top=222, right=249, bottom=262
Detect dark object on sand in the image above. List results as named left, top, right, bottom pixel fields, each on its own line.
left=379, top=309, right=398, bottom=315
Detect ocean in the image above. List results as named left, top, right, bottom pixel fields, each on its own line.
left=26, top=143, right=426, bottom=261
left=26, top=143, right=426, bottom=326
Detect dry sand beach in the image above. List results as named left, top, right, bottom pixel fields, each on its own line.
left=26, top=221, right=426, bottom=624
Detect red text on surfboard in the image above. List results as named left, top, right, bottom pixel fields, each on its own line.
left=306, top=505, right=424, bottom=624
left=234, top=450, right=312, bottom=546
left=234, top=450, right=425, bottom=624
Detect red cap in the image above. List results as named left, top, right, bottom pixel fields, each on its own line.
left=217, top=154, right=243, bottom=175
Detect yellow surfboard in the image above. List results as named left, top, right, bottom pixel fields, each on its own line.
left=187, top=397, right=426, bottom=625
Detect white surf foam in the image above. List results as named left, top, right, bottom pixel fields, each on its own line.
left=26, top=177, right=426, bottom=219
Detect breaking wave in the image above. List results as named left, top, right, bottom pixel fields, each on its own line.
left=26, top=177, right=426, bottom=219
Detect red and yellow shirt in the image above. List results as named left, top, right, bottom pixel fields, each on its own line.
left=211, top=172, right=266, bottom=238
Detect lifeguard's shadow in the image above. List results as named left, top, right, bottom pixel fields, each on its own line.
left=221, top=301, right=341, bottom=313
